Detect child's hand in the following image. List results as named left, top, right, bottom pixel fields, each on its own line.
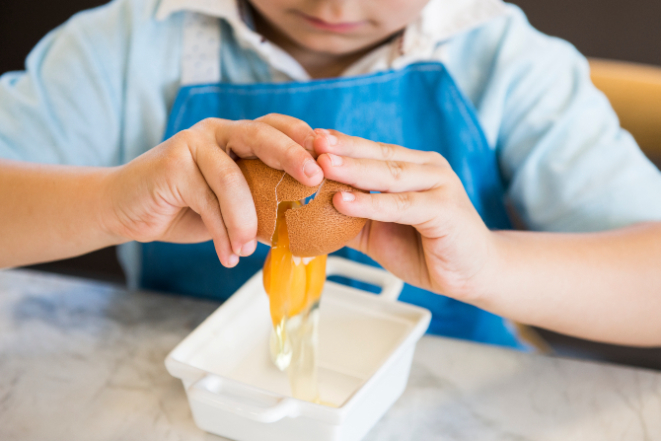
left=311, top=129, right=497, bottom=301
left=104, top=115, right=322, bottom=268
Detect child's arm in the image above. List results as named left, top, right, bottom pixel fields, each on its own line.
left=0, top=115, right=322, bottom=269
left=311, top=129, right=661, bottom=347
left=484, top=226, right=661, bottom=347
left=0, top=160, right=119, bottom=268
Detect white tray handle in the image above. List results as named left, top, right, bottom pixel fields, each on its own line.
left=326, top=256, right=404, bottom=302
left=189, top=375, right=299, bottom=423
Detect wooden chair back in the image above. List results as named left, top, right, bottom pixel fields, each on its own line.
left=589, top=59, right=661, bottom=166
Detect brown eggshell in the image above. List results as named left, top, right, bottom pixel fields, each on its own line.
left=286, top=180, right=367, bottom=257
left=276, top=173, right=318, bottom=202
left=236, top=159, right=283, bottom=244
left=236, top=158, right=367, bottom=256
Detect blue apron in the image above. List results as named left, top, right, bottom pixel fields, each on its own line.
left=141, top=61, right=522, bottom=349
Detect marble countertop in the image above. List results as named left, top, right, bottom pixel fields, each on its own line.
left=1, top=269, right=660, bottom=441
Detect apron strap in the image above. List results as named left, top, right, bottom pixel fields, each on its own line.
left=181, top=12, right=222, bottom=86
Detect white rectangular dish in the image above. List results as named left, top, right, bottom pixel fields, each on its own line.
left=165, top=257, right=431, bottom=441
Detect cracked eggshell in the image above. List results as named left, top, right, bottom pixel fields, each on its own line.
left=236, top=158, right=367, bottom=256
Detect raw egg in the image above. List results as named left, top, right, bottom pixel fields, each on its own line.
left=236, top=158, right=366, bottom=403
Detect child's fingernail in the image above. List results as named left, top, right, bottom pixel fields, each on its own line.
left=317, top=128, right=338, bottom=146
left=303, top=159, right=322, bottom=178
left=304, top=134, right=314, bottom=151
left=228, top=254, right=239, bottom=267
left=341, top=191, right=355, bottom=202
left=327, top=153, right=343, bottom=166
left=240, top=239, right=257, bottom=256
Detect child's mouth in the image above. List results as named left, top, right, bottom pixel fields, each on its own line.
left=297, top=13, right=366, bottom=33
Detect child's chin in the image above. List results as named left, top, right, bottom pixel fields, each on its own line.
left=292, top=33, right=379, bottom=56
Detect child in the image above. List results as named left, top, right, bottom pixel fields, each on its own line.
left=1, top=0, right=660, bottom=348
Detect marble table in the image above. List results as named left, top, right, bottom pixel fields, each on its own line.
left=1, top=269, right=660, bottom=441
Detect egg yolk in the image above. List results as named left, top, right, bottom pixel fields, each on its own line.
left=263, top=201, right=327, bottom=327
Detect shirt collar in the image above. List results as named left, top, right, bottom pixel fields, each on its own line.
left=156, top=0, right=240, bottom=22
left=418, top=0, right=508, bottom=43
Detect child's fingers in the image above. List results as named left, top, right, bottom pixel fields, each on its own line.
left=196, top=118, right=323, bottom=187
left=192, top=142, right=258, bottom=258
left=177, top=165, right=238, bottom=268
left=311, top=128, right=448, bottom=167
left=231, top=122, right=322, bottom=186
left=173, top=115, right=322, bottom=262
left=164, top=209, right=213, bottom=243
left=332, top=189, right=440, bottom=228
left=255, top=114, right=316, bottom=155
left=317, top=153, right=450, bottom=193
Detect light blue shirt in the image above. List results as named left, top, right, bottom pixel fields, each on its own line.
left=1, top=0, right=660, bottom=237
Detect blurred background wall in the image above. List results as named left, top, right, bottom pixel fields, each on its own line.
left=514, top=0, right=661, bottom=66
left=1, top=0, right=660, bottom=369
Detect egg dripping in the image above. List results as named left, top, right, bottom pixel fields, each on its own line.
left=237, top=159, right=367, bottom=403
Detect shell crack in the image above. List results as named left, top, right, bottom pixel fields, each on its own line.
left=269, top=171, right=287, bottom=242
left=271, top=174, right=323, bottom=243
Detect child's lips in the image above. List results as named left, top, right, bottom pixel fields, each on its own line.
left=297, top=13, right=366, bottom=33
